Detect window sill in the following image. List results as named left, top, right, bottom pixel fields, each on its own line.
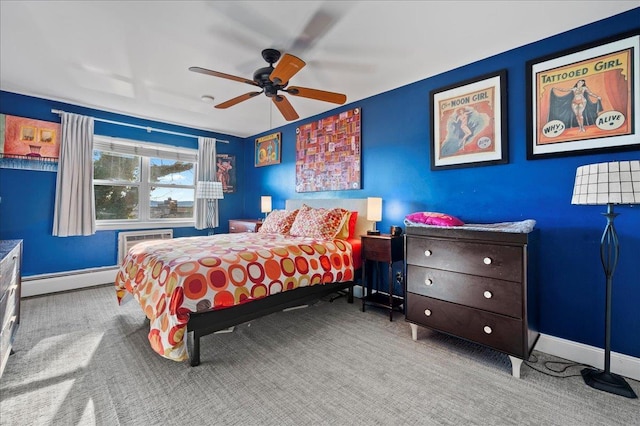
left=97, top=220, right=196, bottom=231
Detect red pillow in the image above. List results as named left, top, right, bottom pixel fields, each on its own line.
left=347, top=211, right=358, bottom=237
left=405, top=211, right=464, bottom=227
left=336, top=210, right=358, bottom=239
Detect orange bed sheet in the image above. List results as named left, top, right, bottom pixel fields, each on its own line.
left=115, top=232, right=356, bottom=361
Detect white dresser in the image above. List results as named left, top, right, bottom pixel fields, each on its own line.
left=0, top=240, right=22, bottom=379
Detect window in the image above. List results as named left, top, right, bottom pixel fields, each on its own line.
left=93, top=136, right=198, bottom=230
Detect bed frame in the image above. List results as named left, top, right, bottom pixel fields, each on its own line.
left=185, top=198, right=373, bottom=366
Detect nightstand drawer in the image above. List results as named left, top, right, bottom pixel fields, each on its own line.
left=406, top=294, right=525, bottom=357
left=229, top=220, right=262, bottom=233
left=406, top=265, right=522, bottom=318
left=406, top=237, right=523, bottom=282
left=362, top=235, right=403, bottom=262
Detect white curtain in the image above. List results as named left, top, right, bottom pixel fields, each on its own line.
left=195, top=137, right=218, bottom=230
left=52, top=113, right=95, bottom=236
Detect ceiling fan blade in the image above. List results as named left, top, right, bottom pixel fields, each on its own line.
left=272, top=95, right=299, bottom=121
left=269, top=54, right=306, bottom=85
left=286, top=86, right=346, bottom=105
left=189, top=66, right=258, bottom=87
left=215, top=91, right=263, bottom=109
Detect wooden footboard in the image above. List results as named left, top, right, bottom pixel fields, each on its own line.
left=186, top=281, right=355, bottom=366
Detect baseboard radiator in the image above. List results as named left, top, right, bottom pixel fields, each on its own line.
left=117, top=229, right=173, bottom=263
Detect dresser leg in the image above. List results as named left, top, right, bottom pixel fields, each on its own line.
left=508, top=355, right=523, bottom=378
left=409, top=323, right=418, bottom=341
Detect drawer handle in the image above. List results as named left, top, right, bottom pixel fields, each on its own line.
left=424, top=250, right=432, bottom=257
left=483, top=257, right=492, bottom=265
left=424, top=278, right=433, bottom=286
left=424, top=309, right=432, bottom=317
left=483, top=291, right=493, bottom=299
left=483, top=326, right=492, bottom=334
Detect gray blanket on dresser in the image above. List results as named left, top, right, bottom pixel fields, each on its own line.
left=403, top=219, right=536, bottom=233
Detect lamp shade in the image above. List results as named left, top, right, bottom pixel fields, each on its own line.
left=196, top=181, right=224, bottom=200
left=261, top=196, right=272, bottom=214
left=367, top=197, right=383, bottom=222
left=571, top=160, right=640, bottom=205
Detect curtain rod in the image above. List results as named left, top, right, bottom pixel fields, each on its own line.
left=51, top=109, right=229, bottom=143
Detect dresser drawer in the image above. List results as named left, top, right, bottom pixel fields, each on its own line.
left=0, top=284, right=19, bottom=331
left=406, top=236, right=523, bottom=282
left=0, top=246, right=19, bottom=296
left=406, top=265, right=522, bottom=318
left=0, top=314, right=18, bottom=373
left=228, top=220, right=262, bottom=233
left=406, top=293, right=525, bottom=357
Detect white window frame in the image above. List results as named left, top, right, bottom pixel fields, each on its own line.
left=93, top=135, right=198, bottom=231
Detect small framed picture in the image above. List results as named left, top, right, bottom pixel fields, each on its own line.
left=430, top=70, right=508, bottom=170
left=19, top=126, right=36, bottom=142
left=255, top=132, right=281, bottom=167
left=39, top=128, right=56, bottom=143
left=526, top=31, right=639, bottom=159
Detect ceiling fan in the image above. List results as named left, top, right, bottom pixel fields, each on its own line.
left=189, top=48, right=347, bottom=121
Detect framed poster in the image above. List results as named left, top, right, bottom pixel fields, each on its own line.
left=0, top=114, right=61, bottom=171
left=255, top=132, right=281, bottom=167
left=527, top=31, right=640, bottom=159
left=295, top=107, right=361, bottom=193
left=430, top=70, right=508, bottom=170
left=216, top=153, right=236, bottom=193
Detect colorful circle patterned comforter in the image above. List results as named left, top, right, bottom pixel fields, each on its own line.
left=115, top=232, right=355, bottom=361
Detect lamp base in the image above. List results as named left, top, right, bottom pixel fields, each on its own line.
left=367, top=230, right=381, bottom=235
left=581, top=368, right=638, bottom=399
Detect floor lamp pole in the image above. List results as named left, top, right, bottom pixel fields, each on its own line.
left=206, top=200, right=214, bottom=235
left=580, top=203, right=637, bottom=398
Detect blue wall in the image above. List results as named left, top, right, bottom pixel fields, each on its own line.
left=0, top=9, right=638, bottom=358
left=0, top=92, right=245, bottom=275
left=243, top=9, right=640, bottom=358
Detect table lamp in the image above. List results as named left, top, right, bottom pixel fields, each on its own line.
left=261, top=196, right=272, bottom=219
left=367, top=197, right=382, bottom=235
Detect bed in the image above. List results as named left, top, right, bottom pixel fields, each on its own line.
left=115, top=198, right=372, bottom=366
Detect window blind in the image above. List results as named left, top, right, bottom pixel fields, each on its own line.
left=93, top=135, right=198, bottom=162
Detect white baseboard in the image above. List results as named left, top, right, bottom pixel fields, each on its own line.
left=22, top=266, right=118, bottom=297
left=535, top=333, right=640, bottom=381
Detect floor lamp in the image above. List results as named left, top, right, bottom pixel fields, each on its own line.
left=571, top=160, right=639, bottom=399
left=196, top=181, right=224, bottom=233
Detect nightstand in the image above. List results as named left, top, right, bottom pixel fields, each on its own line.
left=361, top=234, right=404, bottom=321
left=228, top=219, right=263, bottom=233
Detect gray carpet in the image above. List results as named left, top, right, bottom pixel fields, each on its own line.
left=1, top=285, right=638, bottom=426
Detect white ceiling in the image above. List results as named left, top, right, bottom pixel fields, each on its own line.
left=1, top=1, right=638, bottom=138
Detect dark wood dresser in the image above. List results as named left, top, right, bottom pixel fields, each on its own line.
left=228, top=219, right=263, bottom=233
left=1, top=240, right=22, bottom=378
left=404, top=225, right=538, bottom=377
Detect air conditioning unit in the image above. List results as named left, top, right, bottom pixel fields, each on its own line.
left=117, top=229, right=173, bottom=264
